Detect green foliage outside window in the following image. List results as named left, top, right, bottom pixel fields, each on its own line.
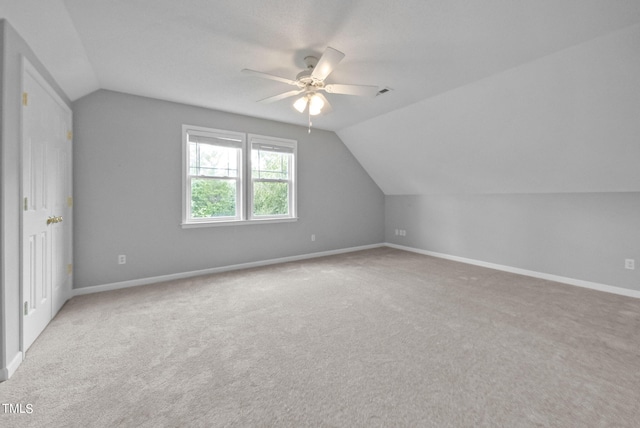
left=253, top=182, right=288, bottom=216
left=252, top=149, right=290, bottom=216
left=191, top=178, right=236, bottom=218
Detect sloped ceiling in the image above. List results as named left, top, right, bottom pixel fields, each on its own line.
left=2, top=0, right=639, bottom=194
left=338, top=24, right=640, bottom=194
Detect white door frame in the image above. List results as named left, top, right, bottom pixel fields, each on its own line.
left=19, top=56, right=73, bottom=356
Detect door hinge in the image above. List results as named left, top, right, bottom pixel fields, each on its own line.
left=24, top=197, right=28, bottom=211
left=67, top=130, right=72, bottom=140
left=67, top=196, right=73, bottom=207
left=22, top=92, right=28, bottom=106
left=24, top=301, right=29, bottom=316
left=67, top=264, right=73, bottom=275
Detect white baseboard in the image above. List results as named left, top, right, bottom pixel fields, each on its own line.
left=0, top=352, right=23, bottom=382
left=385, top=243, right=640, bottom=299
left=71, top=242, right=640, bottom=300
left=72, top=243, right=385, bottom=297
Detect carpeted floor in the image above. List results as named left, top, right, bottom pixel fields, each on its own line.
left=1, top=247, right=639, bottom=427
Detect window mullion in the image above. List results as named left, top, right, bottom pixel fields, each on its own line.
left=253, top=178, right=287, bottom=184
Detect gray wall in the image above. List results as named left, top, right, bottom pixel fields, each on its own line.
left=343, top=23, right=640, bottom=295
left=0, top=20, right=71, bottom=377
left=386, top=193, right=640, bottom=292
left=72, top=90, right=384, bottom=288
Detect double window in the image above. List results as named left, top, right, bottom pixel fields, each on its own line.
left=182, top=125, right=296, bottom=226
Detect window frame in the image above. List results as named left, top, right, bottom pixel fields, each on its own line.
left=248, top=134, right=297, bottom=221
left=181, top=125, right=297, bottom=228
left=182, top=125, right=246, bottom=225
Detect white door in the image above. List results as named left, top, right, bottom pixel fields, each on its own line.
left=21, top=58, right=73, bottom=351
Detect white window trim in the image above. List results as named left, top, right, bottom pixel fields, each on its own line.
left=248, top=133, right=297, bottom=221
left=182, top=124, right=246, bottom=225
left=181, top=125, right=298, bottom=227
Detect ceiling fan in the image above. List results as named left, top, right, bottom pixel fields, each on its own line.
left=242, top=47, right=379, bottom=124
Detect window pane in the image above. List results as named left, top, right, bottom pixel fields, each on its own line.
left=190, top=143, right=239, bottom=177
left=190, top=178, right=237, bottom=218
left=253, top=181, right=288, bottom=216
left=252, top=150, right=290, bottom=180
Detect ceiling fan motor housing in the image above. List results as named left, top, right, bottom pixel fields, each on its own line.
left=296, top=56, right=323, bottom=88
left=296, top=72, right=324, bottom=89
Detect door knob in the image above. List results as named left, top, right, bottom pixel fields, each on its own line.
left=46, top=216, right=63, bottom=225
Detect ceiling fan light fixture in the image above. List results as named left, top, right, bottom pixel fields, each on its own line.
left=308, top=94, right=324, bottom=116
left=293, top=96, right=308, bottom=113
left=309, top=106, right=322, bottom=116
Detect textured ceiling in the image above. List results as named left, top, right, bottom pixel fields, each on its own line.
left=2, top=0, right=640, bottom=131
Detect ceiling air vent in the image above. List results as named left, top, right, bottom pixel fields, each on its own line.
left=376, top=87, right=392, bottom=96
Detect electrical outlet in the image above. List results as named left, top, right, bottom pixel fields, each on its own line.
left=311, top=234, right=316, bottom=242
left=399, top=229, right=407, bottom=236
left=625, top=259, right=635, bottom=270
left=118, top=255, right=126, bottom=265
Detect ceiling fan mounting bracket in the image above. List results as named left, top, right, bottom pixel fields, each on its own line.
left=303, top=55, right=318, bottom=69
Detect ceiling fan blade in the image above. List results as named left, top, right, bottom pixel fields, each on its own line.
left=242, top=69, right=297, bottom=86
left=315, top=93, right=333, bottom=115
left=324, top=83, right=379, bottom=97
left=258, top=89, right=304, bottom=103
left=311, top=47, right=345, bottom=81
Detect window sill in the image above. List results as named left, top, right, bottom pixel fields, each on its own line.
left=181, top=217, right=298, bottom=228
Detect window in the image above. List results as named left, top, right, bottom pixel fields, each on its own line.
left=250, top=135, right=296, bottom=220
left=182, top=125, right=296, bottom=226
left=184, top=126, right=245, bottom=223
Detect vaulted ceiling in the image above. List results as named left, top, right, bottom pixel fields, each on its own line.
left=2, top=0, right=640, bottom=194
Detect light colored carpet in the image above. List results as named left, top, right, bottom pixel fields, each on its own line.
left=1, top=247, right=639, bottom=427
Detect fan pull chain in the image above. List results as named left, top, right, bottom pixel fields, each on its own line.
left=308, top=109, right=312, bottom=133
